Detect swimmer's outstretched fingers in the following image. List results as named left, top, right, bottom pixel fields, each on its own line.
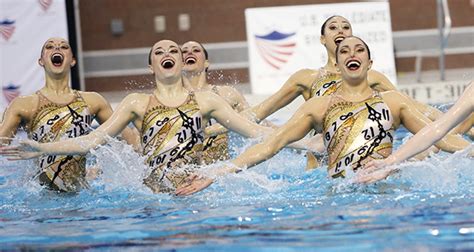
left=175, top=176, right=213, bottom=196
left=0, top=139, right=41, bottom=160
left=0, top=137, right=15, bottom=146
left=353, top=163, right=399, bottom=184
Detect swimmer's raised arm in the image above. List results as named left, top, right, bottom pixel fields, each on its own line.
left=0, top=93, right=145, bottom=158
left=196, top=91, right=271, bottom=139
left=226, top=98, right=324, bottom=172
left=244, top=69, right=319, bottom=123
left=197, top=91, right=322, bottom=151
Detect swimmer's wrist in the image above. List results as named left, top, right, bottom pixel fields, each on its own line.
left=224, top=165, right=242, bottom=174
left=218, top=163, right=243, bottom=176
left=385, top=155, right=398, bottom=166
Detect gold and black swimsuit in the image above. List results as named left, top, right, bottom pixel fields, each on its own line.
left=29, top=91, right=93, bottom=192
left=202, top=85, right=230, bottom=164
left=141, top=92, right=204, bottom=193
left=309, top=68, right=342, bottom=98
left=323, top=91, right=394, bottom=178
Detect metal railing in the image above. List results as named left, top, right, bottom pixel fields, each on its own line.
left=437, top=0, right=452, bottom=81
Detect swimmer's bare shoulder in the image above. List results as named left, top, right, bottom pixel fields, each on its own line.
left=0, top=94, right=38, bottom=138
left=367, top=69, right=397, bottom=92
left=193, top=90, right=221, bottom=111
left=89, top=92, right=152, bottom=124
left=300, top=94, right=332, bottom=124
left=78, top=91, right=113, bottom=114
left=120, top=92, right=150, bottom=114
left=291, top=68, right=320, bottom=90
left=379, top=89, right=408, bottom=106
left=275, top=68, right=320, bottom=101
left=4, top=93, right=39, bottom=121
left=379, top=90, right=411, bottom=125
left=214, top=85, right=248, bottom=112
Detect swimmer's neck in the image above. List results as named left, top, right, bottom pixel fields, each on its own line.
left=339, top=78, right=372, bottom=98
left=154, top=77, right=188, bottom=98
left=184, top=71, right=209, bottom=91
left=43, top=72, right=72, bottom=94
left=322, top=53, right=339, bottom=73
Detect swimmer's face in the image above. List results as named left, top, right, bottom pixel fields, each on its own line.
left=320, top=16, right=352, bottom=54
left=39, top=37, right=76, bottom=74
left=336, top=37, right=372, bottom=81
left=149, top=40, right=183, bottom=81
left=181, top=41, right=209, bottom=73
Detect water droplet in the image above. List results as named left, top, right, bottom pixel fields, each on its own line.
left=459, top=227, right=474, bottom=234
left=429, top=229, right=439, bottom=236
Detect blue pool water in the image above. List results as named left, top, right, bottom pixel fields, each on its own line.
left=0, top=128, right=473, bottom=251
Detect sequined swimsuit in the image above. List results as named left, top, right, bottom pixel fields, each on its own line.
left=323, top=91, right=394, bottom=178
left=141, top=92, right=204, bottom=193
left=202, top=85, right=231, bottom=164
left=29, top=91, right=93, bottom=192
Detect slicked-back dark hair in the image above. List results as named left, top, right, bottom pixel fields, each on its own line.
left=181, top=41, right=209, bottom=72
left=321, top=15, right=347, bottom=35
left=181, top=41, right=209, bottom=60
left=335, top=36, right=371, bottom=63
left=148, top=48, right=153, bottom=65
left=40, top=40, right=74, bottom=59
left=148, top=42, right=182, bottom=65
left=196, top=42, right=208, bottom=60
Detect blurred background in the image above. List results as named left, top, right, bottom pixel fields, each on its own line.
left=1, top=0, right=473, bottom=115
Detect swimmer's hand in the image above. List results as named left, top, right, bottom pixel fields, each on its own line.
left=287, top=134, right=325, bottom=152
left=353, top=159, right=398, bottom=184
left=307, top=134, right=325, bottom=153
left=175, top=174, right=214, bottom=196
left=0, top=139, right=43, bottom=160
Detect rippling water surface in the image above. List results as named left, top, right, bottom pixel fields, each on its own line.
left=0, top=128, right=473, bottom=251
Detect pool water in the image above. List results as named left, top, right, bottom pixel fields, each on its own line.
left=0, top=128, right=473, bottom=251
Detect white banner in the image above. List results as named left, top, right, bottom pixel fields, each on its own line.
left=0, top=0, right=68, bottom=113
left=399, top=81, right=471, bottom=105
left=245, top=1, right=397, bottom=95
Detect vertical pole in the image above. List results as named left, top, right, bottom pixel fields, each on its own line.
left=74, top=0, right=86, bottom=91
left=436, top=0, right=446, bottom=81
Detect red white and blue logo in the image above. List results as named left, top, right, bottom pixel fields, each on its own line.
left=0, top=20, right=16, bottom=41
left=254, top=31, right=297, bottom=70
left=38, top=0, right=53, bottom=12
left=2, top=84, right=21, bottom=103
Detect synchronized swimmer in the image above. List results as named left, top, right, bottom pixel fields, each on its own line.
left=0, top=16, right=472, bottom=195
left=175, top=36, right=471, bottom=196
left=0, top=39, right=317, bottom=194
left=240, top=15, right=473, bottom=167
left=182, top=40, right=248, bottom=164
left=0, top=37, right=139, bottom=192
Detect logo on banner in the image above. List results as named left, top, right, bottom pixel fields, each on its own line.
left=254, top=31, right=296, bottom=70
left=0, top=20, right=15, bottom=41
left=38, top=0, right=53, bottom=12
left=2, top=84, right=21, bottom=103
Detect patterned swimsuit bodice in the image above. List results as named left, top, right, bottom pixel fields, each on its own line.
left=322, top=91, right=394, bottom=178
left=309, top=69, right=343, bottom=98
left=29, top=91, right=93, bottom=191
left=141, top=92, right=204, bottom=192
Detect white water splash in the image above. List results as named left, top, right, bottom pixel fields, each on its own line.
left=89, top=136, right=150, bottom=193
